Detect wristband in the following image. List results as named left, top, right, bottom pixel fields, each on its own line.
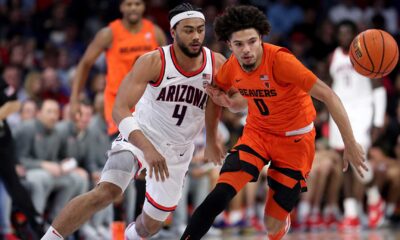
left=119, top=116, right=140, bottom=140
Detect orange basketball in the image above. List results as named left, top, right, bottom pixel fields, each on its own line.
left=349, top=29, right=398, bottom=79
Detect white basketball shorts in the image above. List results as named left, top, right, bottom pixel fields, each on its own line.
left=99, top=134, right=195, bottom=221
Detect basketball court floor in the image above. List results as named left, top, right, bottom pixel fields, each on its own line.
left=153, top=229, right=400, bottom=240
left=204, top=229, right=400, bottom=240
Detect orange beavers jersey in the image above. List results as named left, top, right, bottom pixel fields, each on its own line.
left=215, top=43, right=317, bottom=134
left=104, top=18, right=159, bottom=135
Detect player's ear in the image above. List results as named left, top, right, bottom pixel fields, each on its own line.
left=170, top=28, right=176, bottom=40
left=227, top=41, right=232, bottom=51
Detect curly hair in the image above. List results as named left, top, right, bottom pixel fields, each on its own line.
left=214, top=5, right=271, bottom=41
left=337, top=20, right=358, bottom=35
left=169, top=3, right=202, bottom=28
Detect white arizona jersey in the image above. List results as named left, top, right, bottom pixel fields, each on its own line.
left=134, top=45, right=214, bottom=145
left=329, top=47, right=373, bottom=150
left=329, top=47, right=373, bottom=107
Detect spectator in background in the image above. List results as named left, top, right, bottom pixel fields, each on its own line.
left=369, top=140, right=400, bottom=222
left=296, top=148, right=342, bottom=231
left=89, top=73, right=106, bottom=101
left=328, top=0, right=363, bottom=26
left=0, top=73, right=42, bottom=239
left=310, top=19, right=336, bottom=61
left=22, top=71, right=42, bottom=102
left=266, top=0, right=304, bottom=43
left=40, top=67, right=69, bottom=106
left=57, top=48, right=74, bottom=95
left=69, top=0, right=167, bottom=137
left=364, top=0, right=398, bottom=34
left=56, top=101, right=101, bottom=239
left=15, top=99, right=83, bottom=222
left=20, top=99, right=38, bottom=122
left=2, top=65, right=23, bottom=100
left=87, top=92, right=114, bottom=239
left=88, top=93, right=110, bottom=184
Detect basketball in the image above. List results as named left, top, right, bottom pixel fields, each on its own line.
left=349, top=29, right=399, bottom=79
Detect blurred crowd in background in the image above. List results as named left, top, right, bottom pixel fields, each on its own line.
left=1, top=0, right=400, bottom=239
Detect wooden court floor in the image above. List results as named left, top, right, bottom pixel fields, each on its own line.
left=202, top=229, right=400, bottom=240
left=151, top=228, right=400, bottom=239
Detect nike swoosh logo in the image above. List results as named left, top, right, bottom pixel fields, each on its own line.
left=167, top=76, right=177, bottom=80
left=294, top=138, right=303, bottom=143
left=235, top=79, right=242, bottom=83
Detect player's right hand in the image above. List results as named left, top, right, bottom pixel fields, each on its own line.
left=204, top=83, right=233, bottom=108
left=144, top=148, right=169, bottom=182
left=343, top=142, right=368, bottom=178
left=204, top=142, right=225, bottom=166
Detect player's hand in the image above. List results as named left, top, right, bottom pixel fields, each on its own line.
left=69, top=98, right=81, bottom=121
left=343, top=142, right=368, bottom=178
left=204, top=142, right=225, bottom=166
left=204, top=83, right=233, bottom=108
left=143, top=147, right=169, bottom=182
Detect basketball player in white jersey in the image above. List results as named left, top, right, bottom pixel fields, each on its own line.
left=41, top=3, right=226, bottom=240
left=329, top=20, right=387, bottom=230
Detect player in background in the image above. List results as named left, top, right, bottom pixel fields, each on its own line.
left=329, top=20, right=387, bottom=230
left=180, top=6, right=366, bottom=240
left=41, top=3, right=226, bottom=240
left=69, top=0, right=167, bottom=226
left=70, top=0, right=166, bottom=137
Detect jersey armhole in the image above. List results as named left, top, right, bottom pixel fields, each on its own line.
left=150, top=47, right=165, bottom=87
left=211, top=51, right=215, bottom=85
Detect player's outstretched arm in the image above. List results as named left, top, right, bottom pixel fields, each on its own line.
left=154, top=24, right=167, bottom=46
left=204, top=53, right=226, bottom=165
left=309, top=79, right=368, bottom=177
left=113, top=51, right=169, bottom=182
left=70, top=27, right=112, bottom=118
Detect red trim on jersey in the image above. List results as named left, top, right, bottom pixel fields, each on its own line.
left=52, top=230, right=62, bottom=238
left=150, top=47, right=165, bottom=87
left=211, top=51, right=215, bottom=84
left=133, top=158, right=143, bottom=179
left=170, top=45, right=207, bottom=77
left=145, top=192, right=177, bottom=212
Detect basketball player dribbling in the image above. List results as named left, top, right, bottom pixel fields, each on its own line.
left=181, top=6, right=367, bottom=240
left=329, top=20, right=387, bottom=230
left=41, top=3, right=226, bottom=240
left=70, top=0, right=167, bottom=137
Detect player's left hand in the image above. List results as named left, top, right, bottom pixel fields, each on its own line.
left=204, top=142, right=225, bottom=166
left=343, top=142, right=368, bottom=178
left=143, top=147, right=169, bottom=182
left=203, top=83, right=233, bottom=108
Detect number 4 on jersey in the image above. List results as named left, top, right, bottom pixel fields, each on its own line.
left=173, top=104, right=187, bottom=126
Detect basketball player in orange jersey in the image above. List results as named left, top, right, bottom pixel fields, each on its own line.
left=41, top=3, right=226, bottom=240
left=181, top=6, right=367, bottom=240
left=70, top=0, right=166, bottom=137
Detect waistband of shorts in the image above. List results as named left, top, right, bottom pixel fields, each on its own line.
left=284, top=122, right=314, bottom=136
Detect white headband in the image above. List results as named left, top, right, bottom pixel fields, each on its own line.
left=170, top=11, right=205, bottom=28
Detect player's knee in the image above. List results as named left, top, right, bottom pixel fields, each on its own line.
left=388, top=167, right=400, bottom=185
left=267, top=167, right=305, bottom=213
left=90, top=182, right=122, bottom=207
left=136, top=213, right=163, bottom=237
left=264, top=215, right=285, bottom=235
